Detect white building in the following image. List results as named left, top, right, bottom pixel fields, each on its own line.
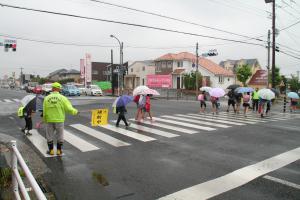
left=154, top=52, right=234, bottom=89
left=124, top=60, right=155, bottom=89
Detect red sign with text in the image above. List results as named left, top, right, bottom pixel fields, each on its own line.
left=147, top=75, right=172, bottom=88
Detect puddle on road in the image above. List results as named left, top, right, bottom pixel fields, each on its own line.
left=92, top=171, right=109, bottom=186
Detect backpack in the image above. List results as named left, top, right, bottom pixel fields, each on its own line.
left=198, top=94, right=204, bottom=101
left=17, top=106, right=24, bottom=118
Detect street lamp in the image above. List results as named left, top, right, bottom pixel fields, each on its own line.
left=110, top=35, right=123, bottom=96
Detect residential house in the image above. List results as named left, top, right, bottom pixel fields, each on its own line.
left=47, top=68, right=80, bottom=82
left=219, top=59, right=262, bottom=85
left=124, top=60, right=155, bottom=89
left=153, top=52, right=234, bottom=89
left=248, top=70, right=268, bottom=89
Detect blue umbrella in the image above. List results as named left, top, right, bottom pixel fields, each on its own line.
left=235, top=87, right=254, bottom=94
left=116, top=95, right=133, bottom=107
left=287, top=92, right=299, bottom=99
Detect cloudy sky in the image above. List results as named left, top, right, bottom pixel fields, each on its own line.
left=0, top=0, right=300, bottom=78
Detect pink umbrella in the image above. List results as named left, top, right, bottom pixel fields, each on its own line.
left=209, top=88, right=225, bottom=97
left=141, top=88, right=160, bottom=95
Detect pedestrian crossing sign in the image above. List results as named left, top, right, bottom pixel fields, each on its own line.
left=91, top=109, right=108, bottom=126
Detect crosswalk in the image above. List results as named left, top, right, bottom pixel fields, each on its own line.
left=0, top=98, right=20, bottom=103
left=24, top=112, right=300, bottom=157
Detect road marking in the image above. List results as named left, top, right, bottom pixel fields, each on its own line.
left=3, top=99, right=13, bottom=103
left=26, top=129, right=58, bottom=157
left=202, top=115, right=257, bottom=124
left=70, top=124, right=130, bottom=147
left=153, top=117, right=216, bottom=131
left=158, top=147, right=300, bottom=200
left=64, top=129, right=99, bottom=152
left=166, top=115, right=231, bottom=128
left=100, top=124, right=156, bottom=142
left=217, top=113, right=267, bottom=122
left=263, top=175, right=300, bottom=190
left=13, top=98, right=20, bottom=102
left=129, top=119, right=197, bottom=134
left=187, top=114, right=245, bottom=125
left=111, top=120, right=179, bottom=138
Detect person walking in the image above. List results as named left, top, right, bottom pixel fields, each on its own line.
left=43, top=82, right=78, bottom=156
left=133, top=95, right=141, bottom=120
left=21, top=105, right=34, bottom=136
left=290, top=98, right=298, bottom=112
left=198, top=91, right=207, bottom=113
left=210, top=96, right=218, bottom=115
left=137, top=95, right=146, bottom=121
left=143, top=94, right=153, bottom=120
left=226, top=90, right=236, bottom=113
left=235, top=93, right=242, bottom=114
left=242, top=92, right=251, bottom=116
left=252, top=88, right=259, bottom=112
left=116, top=105, right=130, bottom=127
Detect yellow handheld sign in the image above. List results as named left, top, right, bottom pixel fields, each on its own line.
left=91, top=108, right=108, bottom=126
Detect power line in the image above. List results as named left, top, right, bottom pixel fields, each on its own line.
left=0, top=3, right=266, bottom=47
left=279, top=50, right=300, bottom=60
left=279, top=18, right=300, bottom=31
left=89, top=0, right=265, bottom=42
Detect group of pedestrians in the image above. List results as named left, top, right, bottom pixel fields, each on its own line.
left=198, top=91, right=220, bottom=114
left=134, top=94, right=152, bottom=121
left=19, top=82, right=78, bottom=156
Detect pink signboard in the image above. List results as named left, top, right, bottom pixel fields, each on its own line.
left=80, top=59, right=85, bottom=79
left=147, top=74, right=172, bottom=88
left=85, top=53, right=92, bottom=83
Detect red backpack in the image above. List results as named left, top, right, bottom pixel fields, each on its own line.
left=133, top=95, right=140, bottom=103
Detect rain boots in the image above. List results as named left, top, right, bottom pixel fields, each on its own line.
left=56, top=142, right=63, bottom=156
left=47, top=141, right=54, bottom=155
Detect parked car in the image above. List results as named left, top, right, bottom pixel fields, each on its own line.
left=27, top=82, right=38, bottom=93
left=85, top=85, right=103, bottom=96
left=1, top=84, right=10, bottom=89
left=32, top=85, right=43, bottom=94
left=61, top=85, right=80, bottom=96
left=75, top=83, right=85, bottom=95
left=42, top=83, right=52, bottom=95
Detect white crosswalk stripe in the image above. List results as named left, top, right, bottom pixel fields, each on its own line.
left=220, top=113, right=291, bottom=122
left=201, top=114, right=257, bottom=124
left=129, top=119, right=198, bottom=134
left=209, top=114, right=264, bottom=123
left=70, top=124, right=130, bottom=147
left=100, top=124, right=156, bottom=142
left=13, top=98, right=20, bottom=102
left=111, top=120, right=179, bottom=138
left=152, top=117, right=216, bottom=131
left=165, top=115, right=231, bottom=128
left=187, top=114, right=246, bottom=125
left=64, top=130, right=100, bottom=152
left=3, top=99, right=13, bottom=102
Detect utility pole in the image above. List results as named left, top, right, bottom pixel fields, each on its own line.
left=267, top=30, right=271, bottom=88
left=196, top=42, right=199, bottom=97
left=271, top=0, right=276, bottom=88
left=20, top=67, right=23, bottom=85
left=121, top=42, right=124, bottom=94
left=111, top=49, right=114, bottom=96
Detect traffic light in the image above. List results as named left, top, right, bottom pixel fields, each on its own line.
left=207, top=49, right=218, bottom=56
left=3, top=42, right=17, bottom=52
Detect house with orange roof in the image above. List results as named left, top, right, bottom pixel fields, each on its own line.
left=152, top=52, right=235, bottom=89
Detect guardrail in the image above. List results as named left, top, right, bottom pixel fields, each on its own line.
left=10, top=140, right=47, bottom=200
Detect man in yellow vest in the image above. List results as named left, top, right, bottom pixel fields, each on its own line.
left=43, top=82, right=78, bottom=156
left=252, top=88, right=259, bottom=112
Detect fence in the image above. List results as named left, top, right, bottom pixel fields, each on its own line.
left=10, top=140, right=47, bottom=200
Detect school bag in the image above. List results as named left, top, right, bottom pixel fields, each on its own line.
left=198, top=94, right=204, bottom=101
left=17, top=106, right=24, bottom=118
left=133, top=95, right=140, bottom=103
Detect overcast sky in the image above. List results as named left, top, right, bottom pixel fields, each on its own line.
left=0, top=0, right=300, bottom=78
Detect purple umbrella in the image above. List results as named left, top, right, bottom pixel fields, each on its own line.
left=209, top=88, right=225, bottom=98
left=116, top=95, right=133, bottom=107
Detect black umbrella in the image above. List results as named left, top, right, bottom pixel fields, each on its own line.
left=227, top=84, right=241, bottom=90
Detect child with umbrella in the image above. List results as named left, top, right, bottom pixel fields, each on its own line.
left=115, top=95, right=133, bottom=127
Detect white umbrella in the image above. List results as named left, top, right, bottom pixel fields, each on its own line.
left=200, top=86, right=212, bottom=93
left=139, top=88, right=160, bottom=95
left=258, top=88, right=275, bottom=100
left=133, top=85, right=149, bottom=96
left=21, top=95, right=36, bottom=107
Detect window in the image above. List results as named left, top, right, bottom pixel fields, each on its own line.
left=218, top=76, right=224, bottom=83
left=131, top=68, right=133, bottom=73
left=167, top=61, right=172, bottom=68
left=177, top=61, right=183, bottom=68
left=142, top=78, right=145, bottom=85
left=162, top=61, right=167, bottom=68
left=142, top=66, right=145, bottom=71
left=92, top=70, right=98, bottom=75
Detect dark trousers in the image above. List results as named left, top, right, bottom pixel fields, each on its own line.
left=252, top=99, right=259, bottom=111
left=116, top=114, right=128, bottom=126
left=24, top=116, right=32, bottom=130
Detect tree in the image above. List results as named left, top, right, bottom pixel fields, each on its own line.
left=236, top=64, right=252, bottom=86
left=183, top=72, right=202, bottom=90
left=269, top=67, right=282, bottom=87
left=288, top=75, right=300, bottom=92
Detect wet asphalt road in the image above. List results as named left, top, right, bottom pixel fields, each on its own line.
left=0, top=88, right=299, bottom=200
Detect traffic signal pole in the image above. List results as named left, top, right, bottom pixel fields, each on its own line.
left=271, top=0, right=276, bottom=88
